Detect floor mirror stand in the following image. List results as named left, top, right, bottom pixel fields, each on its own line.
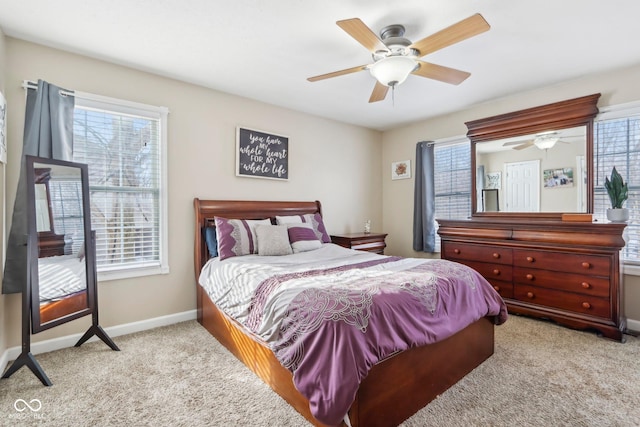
left=1, top=267, right=52, bottom=386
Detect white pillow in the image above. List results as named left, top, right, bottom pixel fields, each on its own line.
left=255, top=225, right=293, bottom=256
left=275, top=215, right=303, bottom=224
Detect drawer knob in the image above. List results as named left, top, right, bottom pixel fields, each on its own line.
left=493, top=269, right=501, bottom=276
left=582, top=302, right=591, bottom=309
left=493, top=285, right=500, bottom=292
left=454, top=249, right=460, bottom=254
left=526, top=292, right=535, bottom=299
left=581, top=282, right=591, bottom=289
left=581, top=262, right=591, bottom=269
left=526, top=273, right=534, bottom=280
left=526, top=256, right=534, bottom=263
left=492, top=253, right=500, bottom=259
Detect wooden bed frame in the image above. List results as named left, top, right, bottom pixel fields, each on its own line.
left=193, top=198, right=496, bottom=427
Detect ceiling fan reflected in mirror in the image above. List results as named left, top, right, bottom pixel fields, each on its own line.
left=307, top=13, right=490, bottom=103
left=502, top=131, right=570, bottom=151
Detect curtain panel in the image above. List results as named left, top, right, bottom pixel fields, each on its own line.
left=412, top=141, right=436, bottom=252
left=2, top=80, right=75, bottom=294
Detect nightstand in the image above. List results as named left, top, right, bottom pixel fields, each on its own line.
left=330, top=232, right=388, bottom=255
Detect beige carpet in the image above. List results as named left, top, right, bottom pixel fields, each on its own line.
left=1, top=315, right=638, bottom=427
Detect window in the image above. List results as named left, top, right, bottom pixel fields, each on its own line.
left=49, top=177, right=84, bottom=254
left=70, top=94, right=169, bottom=280
left=433, top=137, right=472, bottom=250
left=594, top=102, right=640, bottom=266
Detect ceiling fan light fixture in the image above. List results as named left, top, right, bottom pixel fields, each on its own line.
left=534, top=135, right=559, bottom=150
left=369, top=56, right=418, bottom=87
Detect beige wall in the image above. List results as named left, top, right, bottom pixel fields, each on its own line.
left=1, top=38, right=382, bottom=348
left=381, top=62, right=640, bottom=325
left=0, top=27, right=7, bottom=359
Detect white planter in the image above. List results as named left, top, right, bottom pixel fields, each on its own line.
left=606, top=208, right=629, bottom=222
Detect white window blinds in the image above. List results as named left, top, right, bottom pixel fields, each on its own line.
left=71, top=96, right=169, bottom=278
left=594, top=111, right=640, bottom=264
left=434, top=140, right=472, bottom=249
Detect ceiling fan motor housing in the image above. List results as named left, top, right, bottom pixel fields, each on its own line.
left=373, top=24, right=418, bottom=59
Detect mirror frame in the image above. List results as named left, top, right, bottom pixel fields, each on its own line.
left=465, top=94, right=601, bottom=218
left=26, top=155, right=96, bottom=333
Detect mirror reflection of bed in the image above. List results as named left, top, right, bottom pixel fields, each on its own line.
left=33, top=162, right=89, bottom=327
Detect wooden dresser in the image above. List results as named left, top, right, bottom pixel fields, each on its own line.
left=438, top=218, right=627, bottom=341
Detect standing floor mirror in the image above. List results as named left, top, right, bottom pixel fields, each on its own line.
left=30, top=158, right=94, bottom=332
left=2, top=155, right=118, bottom=386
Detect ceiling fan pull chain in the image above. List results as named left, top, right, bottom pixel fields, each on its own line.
left=392, top=85, right=395, bottom=106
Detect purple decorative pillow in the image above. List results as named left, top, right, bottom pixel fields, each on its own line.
left=276, top=213, right=330, bottom=243
left=288, top=223, right=322, bottom=253
left=214, top=217, right=271, bottom=260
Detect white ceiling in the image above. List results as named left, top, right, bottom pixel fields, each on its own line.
left=1, top=0, right=640, bottom=131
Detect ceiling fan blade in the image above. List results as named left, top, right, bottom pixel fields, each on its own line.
left=409, top=13, right=490, bottom=57
left=307, top=64, right=368, bottom=82
left=337, top=18, right=388, bottom=53
left=502, top=140, right=530, bottom=147
left=369, top=82, right=389, bottom=103
left=502, top=140, right=534, bottom=149
left=513, top=141, right=534, bottom=150
left=413, top=61, right=470, bottom=85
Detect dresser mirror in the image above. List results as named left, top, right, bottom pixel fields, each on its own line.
left=466, top=94, right=600, bottom=217
left=26, top=155, right=96, bottom=333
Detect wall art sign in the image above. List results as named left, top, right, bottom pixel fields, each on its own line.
left=544, top=167, right=574, bottom=188
left=485, top=171, right=501, bottom=189
left=391, top=160, right=411, bottom=180
left=236, top=126, right=288, bottom=180
left=0, top=90, right=6, bottom=164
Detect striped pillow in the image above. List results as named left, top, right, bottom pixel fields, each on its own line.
left=214, top=217, right=271, bottom=260
left=288, top=223, right=322, bottom=253
left=275, top=213, right=330, bottom=243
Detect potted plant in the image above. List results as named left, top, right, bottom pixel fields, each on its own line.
left=604, top=166, right=629, bottom=222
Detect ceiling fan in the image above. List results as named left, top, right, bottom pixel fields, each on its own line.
left=502, top=132, right=570, bottom=151
left=502, top=131, right=569, bottom=150
left=307, top=13, right=490, bottom=103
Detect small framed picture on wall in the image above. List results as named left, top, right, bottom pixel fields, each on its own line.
left=391, top=160, right=411, bottom=180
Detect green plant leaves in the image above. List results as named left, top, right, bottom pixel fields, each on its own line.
left=604, top=166, right=628, bottom=209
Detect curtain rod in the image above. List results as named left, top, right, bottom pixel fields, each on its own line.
left=21, top=80, right=170, bottom=114
left=22, top=80, right=74, bottom=97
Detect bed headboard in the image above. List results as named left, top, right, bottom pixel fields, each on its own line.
left=193, top=198, right=323, bottom=280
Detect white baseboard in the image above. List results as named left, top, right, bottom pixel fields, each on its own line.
left=1, top=309, right=197, bottom=375
left=627, top=318, right=640, bottom=334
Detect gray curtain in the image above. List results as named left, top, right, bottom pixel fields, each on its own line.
left=413, top=141, right=436, bottom=252
left=2, top=80, right=75, bottom=294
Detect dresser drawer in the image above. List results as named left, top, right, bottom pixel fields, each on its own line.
left=460, top=260, right=513, bottom=283
left=514, top=284, right=610, bottom=318
left=513, top=267, right=610, bottom=298
left=442, top=242, right=512, bottom=265
left=487, top=280, right=513, bottom=299
left=512, top=249, right=610, bottom=276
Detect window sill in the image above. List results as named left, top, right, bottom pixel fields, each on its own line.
left=623, top=263, right=640, bottom=277
left=97, top=265, right=170, bottom=282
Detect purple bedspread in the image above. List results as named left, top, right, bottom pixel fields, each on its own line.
left=246, top=258, right=508, bottom=426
